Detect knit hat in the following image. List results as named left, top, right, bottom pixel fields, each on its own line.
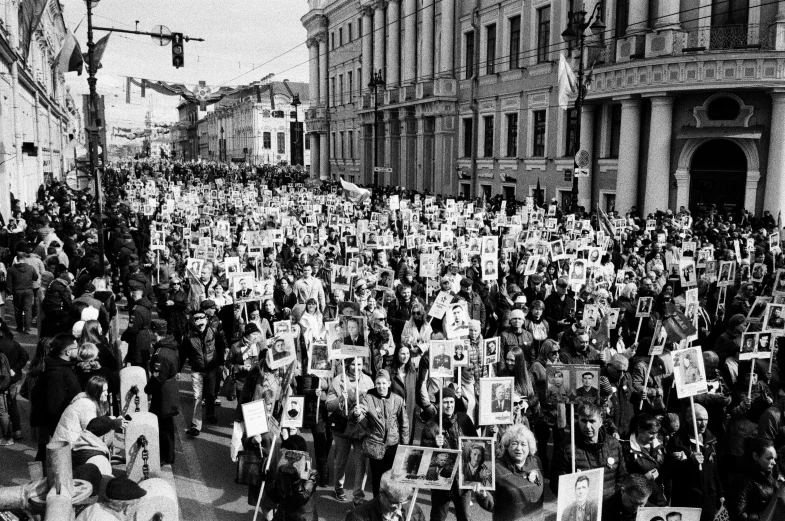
left=281, top=434, right=308, bottom=453
left=81, top=307, right=99, bottom=322
left=105, top=476, right=147, bottom=501
left=375, top=369, right=391, bottom=382
left=599, top=376, right=614, bottom=399
left=72, top=320, right=85, bottom=338
left=434, top=386, right=457, bottom=403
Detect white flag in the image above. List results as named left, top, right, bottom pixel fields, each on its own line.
left=557, top=53, right=578, bottom=110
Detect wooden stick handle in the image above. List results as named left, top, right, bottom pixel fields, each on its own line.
left=405, top=488, right=419, bottom=521
left=640, top=355, right=655, bottom=410
left=570, top=402, right=576, bottom=474
left=689, top=397, right=702, bottom=471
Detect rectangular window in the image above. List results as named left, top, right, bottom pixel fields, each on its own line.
left=509, top=15, right=521, bottom=69
left=565, top=108, right=578, bottom=156
left=263, top=132, right=271, bottom=149
left=348, top=23, right=353, bottom=42
left=331, top=77, right=336, bottom=106
left=331, top=32, right=335, bottom=50
left=348, top=130, right=354, bottom=158
left=348, top=72, right=353, bottom=103
left=615, top=0, right=629, bottom=39
left=503, top=185, right=516, bottom=201
left=506, top=113, right=518, bottom=157
left=359, top=18, right=362, bottom=37
left=339, top=27, right=343, bottom=46
left=339, top=131, right=344, bottom=158
left=305, top=134, right=310, bottom=150
left=331, top=132, right=336, bottom=156
left=537, top=6, right=551, bottom=63
left=465, top=30, right=475, bottom=80
left=483, top=115, right=494, bottom=157
left=485, top=24, right=496, bottom=75
left=277, top=132, right=286, bottom=154
left=609, top=104, right=622, bottom=158
left=532, top=110, right=546, bottom=157
left=563, top=169, right=572, bottom=182
left=463, top=118, right=473, bottom=157
left=339, top=74, right=344, bottom=104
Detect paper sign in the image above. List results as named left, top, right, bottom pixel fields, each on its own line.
left=241, top=399, right=270, bottom=437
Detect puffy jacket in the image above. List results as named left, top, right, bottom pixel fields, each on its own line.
left=42, top=277, right=72, bottom=315
left=51, top=393, right=100, bottom=445
left=550, top=428, right=627, bottom=500
left=325, top=371, right=374, bottom=439
left=183, top=324, right=226, bottom=373
left=8, top=261, right=38, bottom=293
left=499, top=327, right=535, bottom=364
left=358, top=388, right=409, bottom=448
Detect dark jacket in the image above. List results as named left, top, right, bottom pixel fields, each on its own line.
left=422, top=411, right=477, bottom=450
left=386, top=362, right=419, bottom=445
left=358, top=388, right=409, bottom=448
left=182, top=324, right=226, bottom=373
left=144, top=336, right=180, bottom=418
left=39, top=356, right=81, bottom=433
left=543, top=292, right=575, bottom=338
left=266, top=466, right=319, bottom=521
left=0, top=337, right=29, bottom=384
left=727, top=457, right=778, bottom=521
left=550, top=428, right=627, bottom=501
left=124, top=297, right=154, bottom=366
left=458, top=290, right=486, bottom=332
left=499, top=327, right=535, bottom=364
left=7, top=261, right=38, bottom=293
left=758, top=401, right=785, bottom=449
left=601, top=490, right=654, bottom=521
left=475, top=453, right=544, bottom=521
left=620, top=434, right=667, bottom=506
left=42, top=277, right=72, bottom=315
left=387, top=296, right=416, bottom=343
left=666, top=427, right=723, bottom=521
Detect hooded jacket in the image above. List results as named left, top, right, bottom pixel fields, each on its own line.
left=51, top=392, right=100, bottom=445
left=144, top=336, right=180, bottom=418
left=8, top=261, right=38, bottom=293
left=39, top=356, right=81, bottom=432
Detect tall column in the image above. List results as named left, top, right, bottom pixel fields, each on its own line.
left=311, top=134, right=320, bottom=179
left=578, top=104, right=595, bottom=211
left=655, top=0, right=681, bottom=29
left=614, top=98, right=642, bottom=215
left=775, top=0, right=785, bottom=49
left=627, top=0, right=649, bottom=34
left=387, top=0, right=400, bottom=86
left=403, top=0, right=417, bottom=84
left=318, top=34, right=328, bottom=106
left=361, top=6, right=373, bottom=92
left=421, top=0, right=434, bottom=80
left=373, top=3, right=385, bottom=76
left=439, top=0, right=455, bottom=77
left=320, top=132, right=329, bottom=180
left=307, top=38, right=319, bottom=104
left=764, top=91, right=785, bottom=213
left=643, top=96, right=673, bottom=216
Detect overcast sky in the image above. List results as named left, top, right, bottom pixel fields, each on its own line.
left=60, top=0, right=310, bottom=127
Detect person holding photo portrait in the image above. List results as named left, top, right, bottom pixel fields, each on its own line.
left=474, top=424, right=544, bottom=521
left=501, top=309, right=535, bottom=365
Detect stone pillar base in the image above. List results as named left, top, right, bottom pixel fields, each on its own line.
left=646, top=29, right=683, bottom=57
left=617, top=34, right=647, bottom=62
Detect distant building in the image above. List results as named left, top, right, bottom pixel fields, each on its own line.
left=0, top=0, right=81, bottom=216
left=303, top=0, right=785, bottom=215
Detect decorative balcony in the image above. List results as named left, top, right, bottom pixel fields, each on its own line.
left=304, top=106, right=329, bottom=133
left=679, top=23, right=776, bottom=52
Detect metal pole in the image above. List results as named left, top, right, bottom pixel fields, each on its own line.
left=86, top=1, right=106, bottom=275
left=570, top=27, right=585, bottom=215
left=373, top=82, right=378, bottom=186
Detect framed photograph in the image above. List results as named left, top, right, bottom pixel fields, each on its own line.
left=428, top=291, right=453, bottom=320
left=672, top=346, right=708, bottom=398
left=429, top=340, right=454, bottom=379
left=452, top=339, right=469, bottom=367
left=458, top=437, right=495, bottom=490
left=740, top=332, right=757, bottom=361
left=773, top=269, right=785, bottom=296
left=240, top=398, right=270, bottom=438
left=186, top=258, right=205, bottom=280
left=376, top=269, right=395, bottom=291
left=756, top=332, right=773, bottom=360
left=556, top=469, right=605, bottom=521
left=325, top=320, right=344, bottom=360
left=478, top=377, right=514, bottom=426
left=718, top=260, right=735, bottom=287
left=568, top=259, right=587, bottom=286
left=747, top=296, right=772, bottom=323
left=232, top=273, right=256, bottom=302
left=483, top=337, right=499, bottom=365
left=224, top=256, right=240, bottom=276
left=281, top=396, right=305, bottom=429
left=468, top=237, right=482, bottom=255
left=391, top=445, right=460, bottom=490
left=444, top=302, right=470, bottom=339
left=420, top=253, right=438, bottom=278
left=550, top=239, right=565, bottom=260
left=341, top=316, right=369, bottom=358
left=267, top=335, right=296, bottom=370
left=679, top=259, right=697, bottom=287
left=482, top=236, right=498, bottom=255
left=307, top=343, right=331, bottom=377
left=635, top=507, right=702, bottom=521
left=606, top=308, right=620, bottom=330
left=752, top=262, right=767, bottom=283
left=636, top=297, right=654, bottom=318
left=762, top=303, right=785, bottom=333
left=481, top=254, right=499, bottom=282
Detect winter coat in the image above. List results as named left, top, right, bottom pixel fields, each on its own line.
left=603, top=368, right=635, bottom=438
left=42, top=278, right=72, bottom=315
left=358, top=389, right=409, bottom=448
left=620, top=433, right=667, bottom=506
left=387, top=297, right=417, bottom=343
left=386, top=363, right=419, bottom=444
left=0, top=337, right=29, bottom=384
left=51, top=393, right=100, bottom=445
left=499, top=327, right=535, bottom=364
left=550, top=428, right=627, bottom=501
left=182, top=324, right=226, bottom=373
left=758, top=401, right=785, bottom=449
left=8, top=261, right=38, bottom=293
left=543, top=292, right=576, bottom=338
left=325, top=371, right=374, bottom=439
left=458, top=290, right=486, bottom=332
left=144, top=336, right=180, bottom=418
left=266, top=466, right=319, bottom=521
left=666, top=428, right=723, bottom=521
left=727, top=457, right=778, bottom=521
left=422, top=411, right=478, bottom=450
left=475, top=454, right=544, bottom=521
left=37, top=356, right=81, bottom=432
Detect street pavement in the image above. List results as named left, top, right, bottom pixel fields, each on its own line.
left=1, top=302, right=559, bottom=520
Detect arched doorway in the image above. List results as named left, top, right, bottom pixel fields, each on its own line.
left=689, top=139, right=747, bottom=214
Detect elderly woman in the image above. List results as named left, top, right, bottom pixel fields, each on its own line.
left=474, top=424, right=544, bottom=521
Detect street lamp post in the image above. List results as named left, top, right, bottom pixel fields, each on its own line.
left=561, top=2, right=605, bottom=214
left=220, top=126, right=225, bottom=162
left=85, top=0, right=106, bottom=275
left=368, top=70, right=385, bottom=186
left=291, top=93, right=302, bottom=167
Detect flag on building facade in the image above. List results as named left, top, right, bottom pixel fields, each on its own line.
left=557, top=53, right=578, bottom=110
left=55, top=30, right=83, bottom=75
left=19, top=0, right=49, bottom=63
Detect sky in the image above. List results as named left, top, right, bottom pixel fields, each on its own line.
left=60, top=0, right=311, bottom=129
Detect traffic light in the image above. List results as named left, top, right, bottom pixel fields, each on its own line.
left=171, top=32, right=184, bottom=68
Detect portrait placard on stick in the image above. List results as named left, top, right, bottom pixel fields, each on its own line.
left=672, top=346, right=709, bottom=398
left=458, top=437, right=495, bottom=491
left=241, top=399, right=270, bottom=438
left=478, top=377, right=514, bottom=426
left=556, top=469, right=605, bottom=521
left=429, top=341, right=454, bottom=379
left=281, top=396, right=305, bottom=429
left=391, top=446, right=460, bottom=490
left=635, top=507, right=702, bottom=521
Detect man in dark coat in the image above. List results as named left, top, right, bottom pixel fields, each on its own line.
left=7, top=250, right=38, bottom=334
left=144, top=319, right=180, bottom=465
left=41, top=266, right=72, bottom=337
left=38, top=334, right=81, bottom=435
left=123, top=287, right=153, bottom=374
left=181, top=309, right=226, bottom=435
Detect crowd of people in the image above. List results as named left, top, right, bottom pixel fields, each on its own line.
left=0, top=158, right=784, bottom=521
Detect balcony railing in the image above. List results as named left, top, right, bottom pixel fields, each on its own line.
left=680, top=23, right=776, bottom=52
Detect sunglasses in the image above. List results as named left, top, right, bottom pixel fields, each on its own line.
left=513, top=401, right=524, bottom=406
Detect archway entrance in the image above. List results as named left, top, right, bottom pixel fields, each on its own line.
left=689, top=139, right=747, bottom=214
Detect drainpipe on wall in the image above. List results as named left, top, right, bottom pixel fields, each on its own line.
left=470, top=1, right=480, bottom=199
